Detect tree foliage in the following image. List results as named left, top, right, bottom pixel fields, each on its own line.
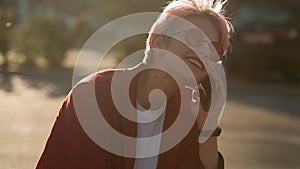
left=15, top=14, right=90, bottom=67
left=0, top=8, right=15, bottom=69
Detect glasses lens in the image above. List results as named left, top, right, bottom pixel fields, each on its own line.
left=186, top=29, right=224, bottom=60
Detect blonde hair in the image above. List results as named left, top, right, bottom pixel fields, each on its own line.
left=143, top=0, right=233, bottom=64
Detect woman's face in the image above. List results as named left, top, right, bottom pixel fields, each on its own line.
left=157, top=15, right=224, bottom=84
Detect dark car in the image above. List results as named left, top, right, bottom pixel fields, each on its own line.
left=233, top=4, right=298, bottom=44
left=228, top=3, right=300, bottom=83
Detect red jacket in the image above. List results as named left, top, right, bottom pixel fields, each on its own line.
left=36, top=64, right=224, bottom=169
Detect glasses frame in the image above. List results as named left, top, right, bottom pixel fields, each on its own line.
left=168, top=28, right=227, bottom=62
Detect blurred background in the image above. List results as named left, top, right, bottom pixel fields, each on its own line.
left=0, top=0, right=299, bottom=169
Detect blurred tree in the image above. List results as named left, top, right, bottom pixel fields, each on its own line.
left=97, top=0, right=167, bottom=19
left=92, top=0, right=168, bottom=57
left=14, top=0, right=193, bottom=68
left=44, top=0, right=167, bottom=18
left=71, top=14, right=93, bottom=46
left=42, top=0, right=96, bottom=16
left=0, top=9, right=15, bottom=71
left=15, top=14, right=90, bottom=68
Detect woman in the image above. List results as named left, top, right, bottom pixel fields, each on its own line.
left=36, top=0, right=233, bottom=169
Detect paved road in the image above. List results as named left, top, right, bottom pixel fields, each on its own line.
left=0, top=75, right=299, bottom=169
left=220, top=81, right=300, bottom=169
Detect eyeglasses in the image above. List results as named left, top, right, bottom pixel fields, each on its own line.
left=169, top=28, right=225, bottom=62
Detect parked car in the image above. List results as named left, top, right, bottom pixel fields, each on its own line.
left=233, top=4, right=298, bottom=44
left=228, top=3, right=300, bottom=83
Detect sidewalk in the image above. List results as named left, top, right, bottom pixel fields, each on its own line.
left=220, top=81, right=300, bottom=169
